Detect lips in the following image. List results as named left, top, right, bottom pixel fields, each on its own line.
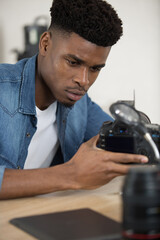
left=65, top=90, right=85, bottom=101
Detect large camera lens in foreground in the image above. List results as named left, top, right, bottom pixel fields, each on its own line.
left=122, top=167, right=160, bottom=239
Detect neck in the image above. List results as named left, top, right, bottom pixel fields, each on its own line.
left=35, top=57, right=55, bottom=110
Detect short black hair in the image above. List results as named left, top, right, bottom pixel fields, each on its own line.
left=49, top=0, right=123, bottom=47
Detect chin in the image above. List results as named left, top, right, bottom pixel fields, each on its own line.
left=58, top=98, right=76, bottom=107
left=63, top=101, right=75, bottom=108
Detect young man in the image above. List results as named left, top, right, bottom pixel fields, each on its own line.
left=0, top=0, right=148, bottom=199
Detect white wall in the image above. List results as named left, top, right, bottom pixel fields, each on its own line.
left=0, top=0, right=52, bottom=63
left=0, top=0, right=160, bottom=123
left=89, top=0, right=160, bottom=124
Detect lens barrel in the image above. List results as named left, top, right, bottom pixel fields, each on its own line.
left=122, top=167, right=160, bottom=239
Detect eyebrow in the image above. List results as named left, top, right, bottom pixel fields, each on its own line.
left=66, top=54, right=106, bottom=69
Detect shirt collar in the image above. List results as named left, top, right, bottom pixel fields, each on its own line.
left=19, top=55, right=37, bottom=115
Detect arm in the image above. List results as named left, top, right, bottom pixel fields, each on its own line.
left=0, top=135, right=148, bottom=200
left=0, top=162, right=77, bottom=200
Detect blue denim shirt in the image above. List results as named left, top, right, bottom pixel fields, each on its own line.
left=0, top=55, right=112, bottom=189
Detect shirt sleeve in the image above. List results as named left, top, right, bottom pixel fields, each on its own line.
left=84, top=95, right=113, bottom=141
left=0, top=165, right=5, bottom=190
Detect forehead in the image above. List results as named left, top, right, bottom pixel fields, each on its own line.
left=50, top=31, right=111, bottom=65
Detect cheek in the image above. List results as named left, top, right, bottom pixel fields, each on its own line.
left=52, top=59, right=72, bottom=81
left=47, top=61, right=64, bottom=84
left=88, top=73, right=99, bottom=87
left=47, top=65, right=72, bottom=92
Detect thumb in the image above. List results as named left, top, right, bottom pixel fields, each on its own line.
left=86, top=134, right=100, bottom=148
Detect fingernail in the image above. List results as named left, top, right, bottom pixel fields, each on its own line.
left=140, top=156, right=148, bottom=163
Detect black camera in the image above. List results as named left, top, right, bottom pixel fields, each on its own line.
left=97, top=108, right=160, bottom=164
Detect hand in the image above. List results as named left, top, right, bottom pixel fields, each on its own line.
left=68, top=135, right=148, bottom=190
left=0, top=135, right=148, bottom=200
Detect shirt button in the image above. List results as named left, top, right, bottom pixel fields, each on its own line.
left=17, top=166, right=21, bottom=169
left=26, top=132, right=31, bottom=137
left=63, top=120, right=65, bottom=124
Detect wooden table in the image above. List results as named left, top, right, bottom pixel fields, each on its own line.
left=0, top=176, right=125, bottom=240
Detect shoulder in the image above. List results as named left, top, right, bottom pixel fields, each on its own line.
left=0, top=58, right=29, bottom=83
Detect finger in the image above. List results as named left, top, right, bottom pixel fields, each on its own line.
left=105, top=161, right=133, bottom=175
left=102, top=151, right=148, bottom=164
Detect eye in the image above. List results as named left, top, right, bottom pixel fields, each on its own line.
left=66, top=59, right=79, bottom=66
left=90, top=66, right=101, bottom=72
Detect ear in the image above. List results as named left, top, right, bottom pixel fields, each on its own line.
left=39, top=32, right=51, bottom=56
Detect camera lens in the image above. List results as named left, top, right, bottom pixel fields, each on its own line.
left=122, top=167, right=160, bottom=239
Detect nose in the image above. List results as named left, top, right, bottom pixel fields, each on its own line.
left=73, top=67, right=89, bottom=88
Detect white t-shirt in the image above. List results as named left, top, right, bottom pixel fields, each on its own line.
left=24, top=102, right=59, bottom=169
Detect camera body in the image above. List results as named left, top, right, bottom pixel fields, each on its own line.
left=97, top=120, right=160, bottom=164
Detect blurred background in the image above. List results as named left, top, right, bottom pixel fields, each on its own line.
left=0, top=0, right=159, bottom=123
